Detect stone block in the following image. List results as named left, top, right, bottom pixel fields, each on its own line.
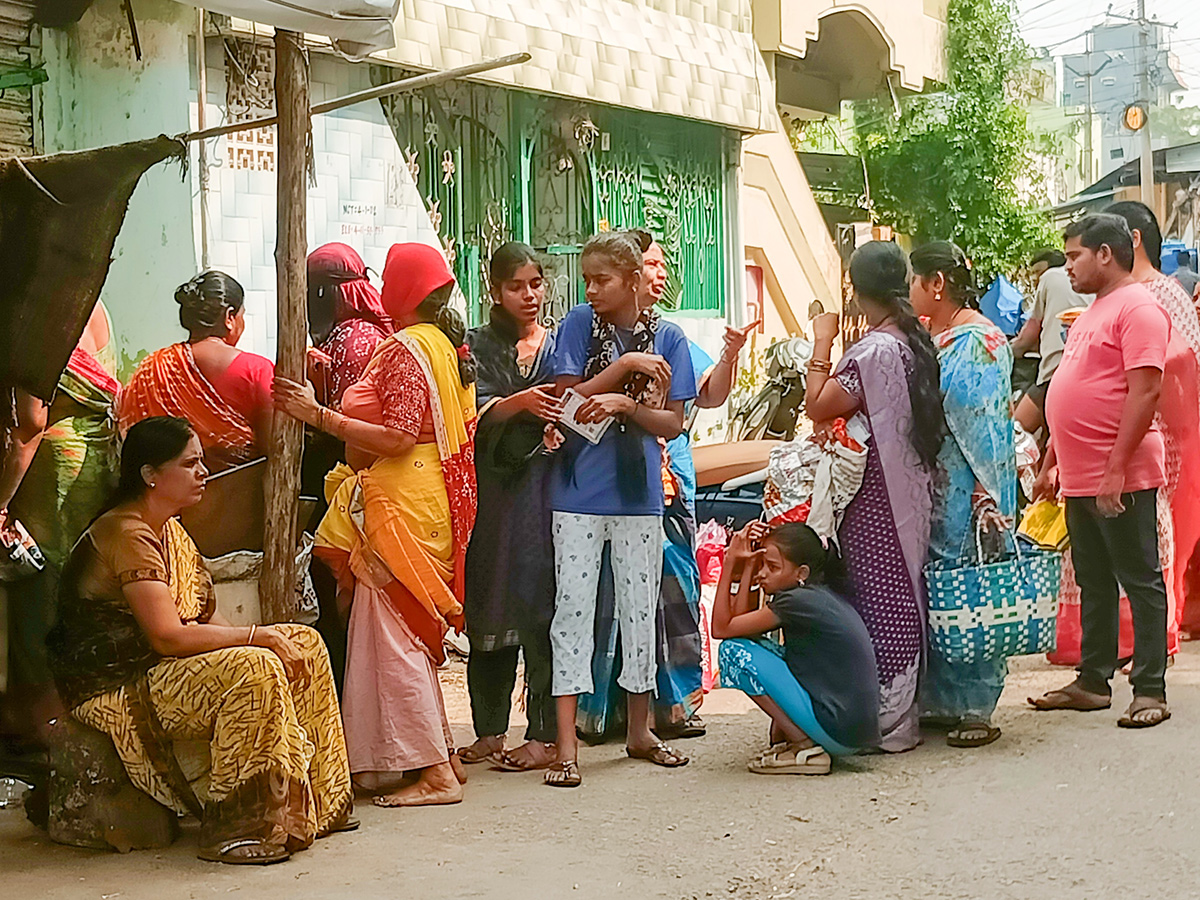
left=46, top=717, right=179, bottom=853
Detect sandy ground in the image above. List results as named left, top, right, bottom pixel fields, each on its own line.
left=4, top=645, right=1199, bottom=900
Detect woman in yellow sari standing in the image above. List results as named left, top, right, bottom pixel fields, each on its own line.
left=274, top=242, right=477, bottom=808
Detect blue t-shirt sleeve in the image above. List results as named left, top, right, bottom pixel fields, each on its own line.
left=661, top=325, right=697, bottom=402
left=553, top=306, right=593, bottom=378
left=688, top=341, right=716, bottom=394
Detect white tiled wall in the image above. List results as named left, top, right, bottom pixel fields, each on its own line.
left=193, top=51, right=447, bottom=359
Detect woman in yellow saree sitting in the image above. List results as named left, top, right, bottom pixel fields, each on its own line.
left=47, top=417, right=354, bottom=865
left=274, top=242, right=477, bottom=808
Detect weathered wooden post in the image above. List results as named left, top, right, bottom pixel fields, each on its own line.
left=260, top=28, right=309, bottom=622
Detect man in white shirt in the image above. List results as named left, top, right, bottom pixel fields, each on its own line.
left=1011, top=248, right=1089, bottom=436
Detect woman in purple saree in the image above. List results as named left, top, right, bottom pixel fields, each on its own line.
left=804, top=242, right=946, bottom=752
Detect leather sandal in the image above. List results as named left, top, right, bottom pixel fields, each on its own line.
left=198, top=839, right=291, bottom=866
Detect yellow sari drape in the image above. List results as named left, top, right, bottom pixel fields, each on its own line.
left=315, top=323, right=477, bottom=663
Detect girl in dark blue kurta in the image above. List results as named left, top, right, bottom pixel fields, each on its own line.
left=714, top=522, right=881, bottom=774
left=459, top=243, right=563, bottom=772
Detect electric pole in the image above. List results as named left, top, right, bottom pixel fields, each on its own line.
left=1064, top=34, right=1110, bottom=186
left=1137, top=0, right=1155, bottom=209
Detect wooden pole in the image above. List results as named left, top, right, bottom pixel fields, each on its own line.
left=260, top=28, right=308, bottom=623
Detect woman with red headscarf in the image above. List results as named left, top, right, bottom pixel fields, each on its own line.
left=307, top=243, right=392, bottom=409
left=274, top=242, right=477, bottom=808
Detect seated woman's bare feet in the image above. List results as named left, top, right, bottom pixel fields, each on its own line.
left=373, top=761, right=463, bottom=807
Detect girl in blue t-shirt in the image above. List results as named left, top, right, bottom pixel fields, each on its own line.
left=544, top=231, right=696, bottom=788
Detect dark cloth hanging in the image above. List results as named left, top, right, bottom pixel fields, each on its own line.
left=0, top=135, right=185, bottom=401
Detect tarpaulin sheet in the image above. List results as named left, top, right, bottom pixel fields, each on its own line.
left=173, top=1, right=401, bottom=53
left=0, top=135, right=185, bottom=401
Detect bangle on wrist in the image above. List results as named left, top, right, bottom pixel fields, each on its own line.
left=247, top=624, right=257, bottom=646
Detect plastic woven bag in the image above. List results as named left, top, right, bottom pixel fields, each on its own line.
left=925, top=527, right=1061, bottom=663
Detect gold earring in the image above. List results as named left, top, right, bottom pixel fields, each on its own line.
left=935, top=292, right=942, bottom=302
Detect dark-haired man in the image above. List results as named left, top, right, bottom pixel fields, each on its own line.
left=1011, top=248, right=1089, bottom=436
left=1030, top=213, right=1172, bottom=728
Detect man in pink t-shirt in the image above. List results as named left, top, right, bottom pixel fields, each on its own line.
left=1030, top=213, right=1172, bottom=728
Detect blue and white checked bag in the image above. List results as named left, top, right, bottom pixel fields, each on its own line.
left=924, top=528, right=1062, bottom=664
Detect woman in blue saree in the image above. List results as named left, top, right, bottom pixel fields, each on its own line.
left=910, top=242, right=1018, bottom=748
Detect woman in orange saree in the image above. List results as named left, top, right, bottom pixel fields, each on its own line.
left=274, top=243, right=477, bottom=808
left=118, top=273, right=267, bottom=470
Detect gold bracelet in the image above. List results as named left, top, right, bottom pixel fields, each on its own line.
left=806, top=359, right=832, bottom=373
left=247, top=624, right=257, bottom=646
left=318, top=407, right=328, bottom=434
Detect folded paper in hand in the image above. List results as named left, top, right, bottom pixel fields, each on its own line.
left=559, top=389, right=613, bottom=445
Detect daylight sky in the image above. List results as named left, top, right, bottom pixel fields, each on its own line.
left=1016, top=0, right=1200, bottom=106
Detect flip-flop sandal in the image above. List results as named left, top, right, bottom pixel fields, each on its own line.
left=1028, top=682, right=1111, bottom=711
left=544, top=760, right=582, bottom=788
left=198, top=839, right=291, bottom=866
left=456, top=742, right=502, bottom=764
left=947, top=723, right=1002, bottom=748
left=1117, top=697, right=1172, bottom=729
left=492, top=743, right=557, bottom=772
left=748, top=743, right=831, bottom=775
left=626, top=741, right=689, bottom=768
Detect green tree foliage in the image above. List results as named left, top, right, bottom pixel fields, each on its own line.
left=853, top=0, right=1057, bottom=277
left=1150, top=103, right=1200, bottom=147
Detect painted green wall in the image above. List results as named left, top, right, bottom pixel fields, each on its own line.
left=38, top=0, right=197, bottom=379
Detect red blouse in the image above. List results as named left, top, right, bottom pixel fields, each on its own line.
left=207, top=351, right=275, bottom=424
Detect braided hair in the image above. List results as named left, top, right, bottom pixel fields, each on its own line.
left=849, top=242, right=946, bottom=471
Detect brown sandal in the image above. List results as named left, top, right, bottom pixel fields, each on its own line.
left=946, top=722, right=1002, bottom=748
left=198, top=839, right=291, bottom=866
left=492, top=741, right=557, bottom=772
left=626, top=741, right=689, bottom=768
left=456, top=738, right=503, bottom=764
left=1028, top=680, right=1111, bottom=712
left=1117, top=696, right=1171, bottom=729
left=543, top=760, right=582, bottom=788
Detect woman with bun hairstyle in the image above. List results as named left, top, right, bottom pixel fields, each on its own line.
left=274, top=243, right=478, bottom=808
left=804, top=241, right=945, bottom=753
left=909, top=240, right=1017, bottom=749
left=119, top=271, right=320, bottom=469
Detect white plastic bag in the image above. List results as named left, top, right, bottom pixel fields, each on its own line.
left=763, top=415, right=870, bottom=544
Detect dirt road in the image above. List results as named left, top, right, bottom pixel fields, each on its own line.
left=4, top=647, right=1198, bottom=900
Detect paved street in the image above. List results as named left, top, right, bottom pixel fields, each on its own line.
left=4, top=646, right=1198, bottom=900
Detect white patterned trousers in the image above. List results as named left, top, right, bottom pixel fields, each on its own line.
left=550, top=512, right=663, bottom=697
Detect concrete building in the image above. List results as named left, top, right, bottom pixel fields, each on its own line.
left=21, top=0, right=947, bottom=409
left=1061, top=20, right=1186, bottom=182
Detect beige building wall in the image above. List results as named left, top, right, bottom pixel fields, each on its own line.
left=741, top=1, right=948, bottom=338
